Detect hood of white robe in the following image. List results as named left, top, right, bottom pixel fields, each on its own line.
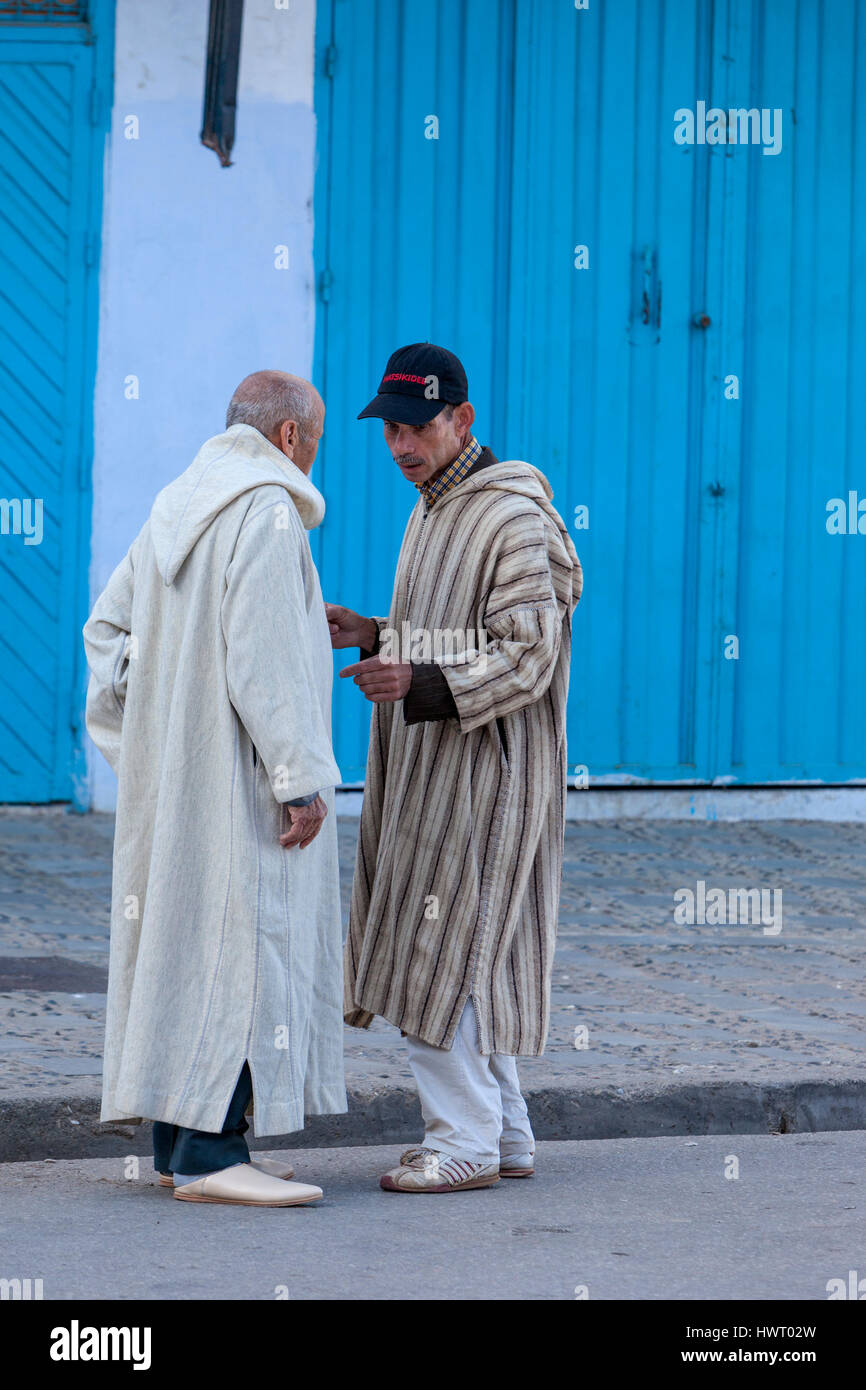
left=150, top=423, right=326, bottom=586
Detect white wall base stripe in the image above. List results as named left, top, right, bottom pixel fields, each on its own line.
left=335, top=787, right=866, bottom=822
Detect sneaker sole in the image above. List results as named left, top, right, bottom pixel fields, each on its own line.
left=499, top=1168, right=535, bottom=1178
left=379, top=1173, right=500, bottom=1193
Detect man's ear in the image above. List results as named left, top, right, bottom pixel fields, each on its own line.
left=454, top=401, right=475, bottom=433
left=276, top=419, right=298, bottom=457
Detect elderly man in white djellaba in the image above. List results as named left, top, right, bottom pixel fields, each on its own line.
left=83, top=371, right=346, bottom=1208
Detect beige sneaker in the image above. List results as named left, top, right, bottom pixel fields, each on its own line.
left=173, top=1162, right=322, bottom=1206
left=159, top=1155, right=294, bottom=1187
left=379, top=1147, right=500, bottom=1193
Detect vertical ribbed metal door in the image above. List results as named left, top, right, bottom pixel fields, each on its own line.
left=313, top=0, right=518, bottom=782
left=0, top=10, right=111, bottom=803
left=314, top=0, right=866, bottom=785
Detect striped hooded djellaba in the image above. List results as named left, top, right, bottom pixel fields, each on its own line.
left=344, top=459, right=583, bottom=1055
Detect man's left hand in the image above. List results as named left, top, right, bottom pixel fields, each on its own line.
left=340, top=656, right=412, bottom=703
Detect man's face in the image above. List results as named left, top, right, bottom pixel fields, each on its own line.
left=383, top=401, right=474, bottom=485
left=292, top=399, right=325, bottom=476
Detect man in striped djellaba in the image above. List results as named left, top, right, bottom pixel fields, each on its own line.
left=327, top=342, right=583, bottom=1193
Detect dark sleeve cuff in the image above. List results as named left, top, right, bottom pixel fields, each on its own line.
left=359, top=627, right=380, bottom=660
left=403, top=663, right=459, bottom=724
left=286, top=791, right=320, bottom=806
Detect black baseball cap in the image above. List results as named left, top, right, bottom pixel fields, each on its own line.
left=358, top=342, right=468, bottom=425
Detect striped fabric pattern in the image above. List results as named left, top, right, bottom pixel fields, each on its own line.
left=344, top=460, right=583, bottom=1056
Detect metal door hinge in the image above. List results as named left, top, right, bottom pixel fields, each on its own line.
left=318, top=268, right=334, bottom=302
left=324, top=43, right=338, bottom=78
left=629, top=244, right=661, bottom=342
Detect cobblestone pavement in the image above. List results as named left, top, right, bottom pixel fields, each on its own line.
left=1, top=807, right=864, bottom=1102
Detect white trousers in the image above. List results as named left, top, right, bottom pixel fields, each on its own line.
left=405, top=999, right=535, bottom=1165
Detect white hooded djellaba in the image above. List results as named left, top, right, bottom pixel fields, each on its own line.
left=83, top=423, right=346, bottom=1136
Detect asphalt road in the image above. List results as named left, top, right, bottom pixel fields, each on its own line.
left=1, top=1131, right=863, bottom=1301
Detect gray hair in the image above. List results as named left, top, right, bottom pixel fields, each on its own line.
left=226, top=376, right=319, bottom=442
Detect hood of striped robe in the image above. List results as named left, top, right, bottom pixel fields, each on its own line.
left=459, top=459, right=584, bottom=610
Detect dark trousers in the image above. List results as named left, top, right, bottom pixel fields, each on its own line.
left=152, top=1062, right=253, bottom=1176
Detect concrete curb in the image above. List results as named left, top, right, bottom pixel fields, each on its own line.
left=2, top=1075, right=865, bottom=1162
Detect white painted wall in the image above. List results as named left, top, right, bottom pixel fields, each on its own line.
left=87, top=0, right=318, bottom=810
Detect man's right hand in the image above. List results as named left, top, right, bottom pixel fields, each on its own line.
left=280, top=795, right=328, bottom=850
left=325, top=603, right=378, bottom=652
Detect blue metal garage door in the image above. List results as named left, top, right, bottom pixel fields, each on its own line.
left=313, top=0, right=866, bottom=785
left=0, top=1, right=113, bottom=803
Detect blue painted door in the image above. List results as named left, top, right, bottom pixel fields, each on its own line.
left=314, top=0, right=866, bottom=786
left=0, top=6, right=111, bottom=803
left=314, top=0, right=522, bottom=782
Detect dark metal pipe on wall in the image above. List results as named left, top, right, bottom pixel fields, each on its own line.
left=201, top=0, right=244, bottom=167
